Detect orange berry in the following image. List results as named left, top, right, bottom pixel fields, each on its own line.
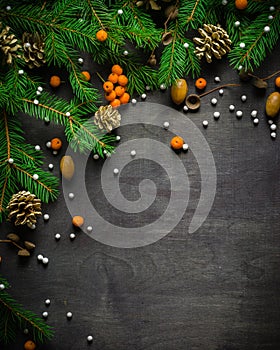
left=108, top=73, right=119, bottom=84
left=114, top=85, right=125, bottom=97
left=235, top=0, right=248, bottom=10
left=50, top=137, right=63, bottom=150
left=119, top=92, right=130, bottom=104
left=24, top=340, right=36, bottom=350
left=81, top=71, right=91, bottom=82
left=103, top=81, right=114, bottom=93
left=110, top=99, right=121, bottom=107
left=111, top=64, right=123, bottom=75
left=118, top=74, right=128, bottom=87
left=49, top=75, right=61, bottom=88
left=170, top=136, right=184, bottom=150
left=72, top=215, right=84, bottom=227
left=275, top=76, right=280, bottom=89
left=105, top=90, right=117, bottom=102
left=96, top=29, right=108, bottom=42
left=195, top=77, right=207, bottom=90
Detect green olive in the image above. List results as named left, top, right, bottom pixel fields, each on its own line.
left=265, top=92, right=280, bottom=118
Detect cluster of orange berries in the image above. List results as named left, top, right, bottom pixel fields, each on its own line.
left=102, top=65, right=130, bottom=107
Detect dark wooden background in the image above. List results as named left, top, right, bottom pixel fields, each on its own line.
left=1, top=41, right=280, bottom=350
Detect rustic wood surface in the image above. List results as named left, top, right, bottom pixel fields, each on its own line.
left=1, top=44, right=280, bottom=350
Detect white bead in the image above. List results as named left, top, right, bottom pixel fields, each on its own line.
left=160, top=84, right=166, bottom=90
left=268, top=119, right=273, bottom=125
left=141, top=93, right=147, bottom=100
left=44, top=116, right=50, bottom=123
left=264, top=26, right=270, bottom=33
left=42, top=312, right=48, bottom=318
left=105, top=152, right=111, bottom=158
left=116, top=135, right=121, bottom=141
left=0, top=284, right=5, bottom=290
left=36, top=91, right=41, bottom=95
left=236, top=110, right=243, bottom=118
left=70, top=233, right=76, bottom=240
left=213, top=111, right=220, bottom=120
left=183, top=105, right=189, bottom=112
left=45, top=299, right=51, bottom=305
left=113, top=168, right=119, bottom=175
left=52, top=150, right=58, bottom=155
left=163, top=121, right=169, bottom=129
left=66, top=312, right=73, bottom=319
left=46, top=141, right=51, bottom=148
left=202, top=120, right=208, bottom=128
left=269, top=6, right=275, bottom=11
left=8, top=158, right=14, bottom=164
left=6, top=6, right=11, bottom=10
left=238, top=65, right=243, bottom=71
left=42, top=257, right=49, bottom=265
left=271, top=132, right=277, bottom=139
left=93, top=154, right=99, bottom=160
left=253, top=118, right=259, bottom=125
left=35, top=145, right=41, bottom=151
left=33, top=99, right=39, bottom=105
left=55, top=233, right=61, bottom=240
left=131, top=98, right=137, bottom=104
left=43, top=214, right=50, bottom=221
left=183, top=42, right=189, bottom=48
left=229, top=104, right=235, bottom=111
left=219, top=89, right=224, bottom=95
left=241, top=94, right=247, bottom=102
left=130, top=150, right=136, bottom=157
left=65, top=112, right=70, bottom=117
left=211, top=98, right=217, bottom=105
left=87, top=226, right=93, bottom=232
left=251, top=110, right=258, bottom=118
left=68, top=192, right=75, bottom=199
left=234, top=21, right=240, bottom=27
left=123, top=50, right=128, bottom=55
left=239, top=42, right=245, bottom=48
left=78, top=57, right=84, bottom=64
left=117, top=9, right=123, bottom=14
left=33, top=174, right=39, bottom=180
left=270, top=124, right=277, bottom=131
left=268, top=15, right=273, bottom=20
left=182, top=143, right=189, bottom=151
left=37, top=254, right=44, bottom=261
left=18, top=69, right=24, bottom=75
left=87, top=335, right=93, bottom=342
left=48, top=163, right=54, bottom=170
left=24, top=42, right=31, bottom=48
left=214, top=76, right=220, bottom=83
left=23, top=329, right=29, bottom=334
left=145, top=85, right=151, bottom=91
left=222, top=0, right=228, bottom=5
left=37, top=86, right=43, bottom=92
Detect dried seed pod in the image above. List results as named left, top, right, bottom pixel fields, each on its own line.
left=162, top=32, right=173, bottom=45
left=60, top=155, right=75, bottom=180
left=24, top=241, right=36, bottom=250
left=252, top=78, right=268, bottom=89
left=171, top=79, right=188, bottom=105
left=185, top=94, right=201, bottom=111
left=6, top=233, right=20, bottom=242
left=18, top=249, right=30, bottom=257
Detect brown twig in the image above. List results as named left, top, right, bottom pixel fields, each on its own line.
left=199, top=83, right=241, bottom=98
left=0, top=239, right=24, bottom=250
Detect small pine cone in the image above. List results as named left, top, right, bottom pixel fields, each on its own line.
left=94, top=105, right=121, bottom=132
left=7, top=190, right=42, bottom=227
left=22, top=32, right=46, bottom=69
left=0, top=23, right=22, bottom=64
left=193, top=24, right=232, bottom=63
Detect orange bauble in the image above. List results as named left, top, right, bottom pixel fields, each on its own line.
left=275, top=76, right=280, bottom=89
left=235, top=0, right=248, bottom=10
left=111, top=64, right=123, bottom=75
left=72, top=215, right=84, bottom=227
left=103, top=81, right=114, bottom=93
left=195, top=77, right=207, bottom=90
left=51, top=137, right=63, bottom=150
left=49, top=75, right=61, bottom=88
left=170, top=136, right=184, bottom=150
left=81, top=71, right=91, bottom=81
left=118, top=75, right=128, bottom=87
left=110, top=99, right=121, bottom=107
left=119, top=92, right=130, bottom=104
left=96, top=29, right=108, bottom=42
left=24, top=340, right=36, bottom=350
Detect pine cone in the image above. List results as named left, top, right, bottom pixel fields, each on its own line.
left=22, top=32, right=46, bottom=69
left=7, top=191, right=42, bottom=227
left=193, top=24, right=231, bottom=63
left=0, top=23, right=22, bottom=64
left=94, top=105, right=121, bottom=132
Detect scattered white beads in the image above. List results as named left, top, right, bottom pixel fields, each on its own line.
left=37, top=86, right=43, bottom=92
left=116, top=135, right=121, bottom=141
left=45, top=299, right=51, bottom=306
left=123, top=50, right=129, bottom=55
left=53, top=150, right=58, bottom=156
left=66, top=312, right=73, bottom=319
left=18, top=69, right=24, bottom=75
left=222, top=0, right=228, bottom=5
left=35, top=145, right=41, bottom=151
left=68, top=192, right=75, bottom=199
left=78, top=57, right=84, bottom=64
left=93, top=154, right=99, bottom=160
left=239, top=42, right=245, bottom=49
left=236, top=110, right=243, bottom=118
left=36, top=91, right=41, bottom=95
left=43, top=214, right=50, bottom=221
left=183, top=105, right=189, bottom=112
left=219, top=89, right=224, bottom=96
left=48, top=163, right=54, bottom=170
left=87, top=335, right=93, bottom=342
left=130, top=150, right=136, bottom=157
left=163, top=121, right=170, bottom=129
left=6, top=6, right=11, bottom=11
left=65, top=112, right=71, bottom=117
left=145, top=85, right=151, bottom=91
left=160, top=83, right=166, bottom=90
left=202, top=120, right=209, bottom=128
left=264, top=26, right=270, bottom=33
left=42, top=312, right=48, bottom=318
left=87, top=226, right=93, bottom=232
left=23, top=329, right=29, bottom=335
left=70, top=233, right=76, bottom=240
left=213, top=111, right=220, bottom=120
left=24, top=42, right=31, bottom=48
left=183, top=42, right=189, bottom=49
left=238, top=65, right=243, bottom=71
left=33, top=174, right=39, bottom=180
left=44, top=116, right=50, bottom=123
left=211, top=98, right=218, bottom=105
left=268, top=119, right=273, bottom=125
left=268, top=15, right=273, bottom=20
left=113, top=168, right=119, bottom=175
left=234, top=21, right=240, bottom=27
left=8, top=158, right=14, bottom=164
left=253, top=118, right=259, bottom=125
left=269, top=6, right=275, bottom=11
left=251, top=110, right=258, bottom=118
left=42, top=257, right=49, bottom=265
left=214, top=76, right=221, bottom=83
left=141, top=93, right=147, bottom=100
left=182, top=143, right=189, bottom=151
left=270, top=124, right=277, bottom=131
left=37, top=254, right=44, bottom=261
left=0, top=283, right=5, bottom=290
left=46, top=141, right=51, bottom=148
left=241, top=94, right=247, bottom=102
left=55, top=233, right=61, bottom=240
left=117, top=9, right=123, bottom=14
left=33, top=99, right=39, bottom=105
left=229, top=104, right=235, bottom=112
left=271, top=132, right=277, bottom=139
left=131, top=98, right=137, bottom=104
left=29, top=223, right=36, bottom=230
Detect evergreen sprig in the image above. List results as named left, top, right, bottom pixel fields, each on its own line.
left=0, top=275, right=54, bottom=344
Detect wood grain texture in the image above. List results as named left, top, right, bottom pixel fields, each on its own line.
left=1, top=45, right=280, bottom=350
